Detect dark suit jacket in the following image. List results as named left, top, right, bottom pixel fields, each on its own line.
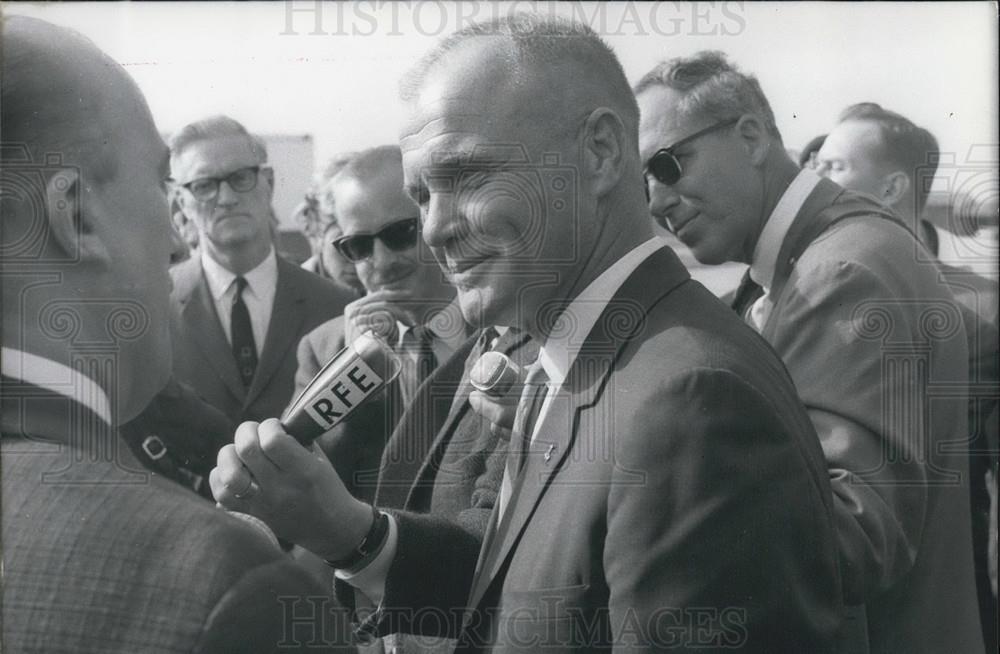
left=754, top=179, right=985, bottom=653
left=295, top=315, right=408, bottom=503
left=353, top=247, right=844, bottom=653
left=170, top=254, right=352, bottom=426
left=335, top=328, right=536, bottom=653
left=1, top=381, right=352, bottom=653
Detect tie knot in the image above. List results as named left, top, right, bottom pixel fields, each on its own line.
left=234, top=276, right=249, bottom=295
left=402, top=324, right=436, bottom=355
left=477, top=326, right=500, bottom=354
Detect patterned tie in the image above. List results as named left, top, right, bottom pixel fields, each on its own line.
left=508, top=362, right=550, bottom=477
left=498, top=361, right=549, bottom=518
left=230, top=276, right=257, bottom=388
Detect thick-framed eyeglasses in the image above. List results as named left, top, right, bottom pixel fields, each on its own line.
left=175, top=166, right=264, bottom=202
left=643, top=117, right=740, bottom=186
left=332, top=217, right=420, bottom=262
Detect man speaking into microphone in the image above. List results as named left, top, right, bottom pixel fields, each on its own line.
left=213, top=14, right=843, bottom=652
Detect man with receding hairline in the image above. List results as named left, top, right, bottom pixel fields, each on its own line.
left=1, top=16, right=350, bottom=653
left=168, top=115, right=353, bottom=429
left=214, top=15, right=843, bottom=653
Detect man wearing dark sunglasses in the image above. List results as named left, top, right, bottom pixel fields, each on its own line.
left=294, top=145, right=464, bottom=501
left=637, top=51, right=984, bottom=654
left=167, top=115, right=353, bottom=431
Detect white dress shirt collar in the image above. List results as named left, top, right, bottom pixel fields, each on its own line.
left=538, top=237, right=663, bottom=387
left=1, top=346, right=112, bottom=426
left=749, top=168, right=822, bottom=291
left=201, top=247, right=277, bottom=302
left=200, top=248, right=278, bottom=355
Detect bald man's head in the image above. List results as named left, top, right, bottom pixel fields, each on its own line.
left=398, top=15, right=652, bottom=334
left=2, top=16, right=178, bottom=422
left=1, top=16, right=147, bottom=184
left=401, top=14, right=640, bottom=155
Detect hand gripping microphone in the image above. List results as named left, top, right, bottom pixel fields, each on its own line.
left=280, top=331, right=401, bottom=445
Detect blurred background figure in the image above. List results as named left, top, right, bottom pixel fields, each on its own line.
left=814, top=103, right=943, bottom=251
left=798, top=133, right=828, bottom=169
left=296, top=152, right=365, bottom=295
left=813, top=101, right=998, bottom=282
left=814, top=101, right=999, bottom=650
left=170, top=192, right=199, bottom=263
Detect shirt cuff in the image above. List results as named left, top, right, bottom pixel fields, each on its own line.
left=334, top=512, right=398, bottom=605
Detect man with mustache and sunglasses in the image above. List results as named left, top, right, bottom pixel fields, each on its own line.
left=637, top=51, right=984, bottom=654
left=294, top=145, right=466, bottom=502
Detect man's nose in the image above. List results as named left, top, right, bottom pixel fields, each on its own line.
left=214, top=179, right=240, bottom=207
left=646, top=178, right=681, bottom=230
left=421, top=193, right=455, bottom=250
left=369, top=237, right=406, bottom=271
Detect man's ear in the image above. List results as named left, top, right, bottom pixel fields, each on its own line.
left=582, top=107, right=626, bottom=198
left=260, top=166, right=276, bottom=200
left=880, top=170, right=910, bottom=207
left=46, top=168, right=110, bottom=263
left=735, top=115, right=770, bottom=168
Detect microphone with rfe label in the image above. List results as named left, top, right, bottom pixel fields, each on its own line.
left=280, top=331, right=401, bottom=445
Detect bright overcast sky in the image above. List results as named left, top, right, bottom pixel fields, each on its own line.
left=9, top=1, right=998, bottom=168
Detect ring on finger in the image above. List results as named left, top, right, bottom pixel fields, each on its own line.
left=231, top=478, right=258, bottom=500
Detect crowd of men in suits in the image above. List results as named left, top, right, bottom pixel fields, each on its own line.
left=2, top=12, right=996, bottom=654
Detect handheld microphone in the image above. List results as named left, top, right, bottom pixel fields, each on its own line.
left=280, top=331, right=401, bottom=445
left=470, top=351, right=523, bottom=398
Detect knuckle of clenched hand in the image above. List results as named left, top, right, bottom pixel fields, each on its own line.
left=257, top=428, right=283, bottom=457
left=217, top=466, right=242, bottom=490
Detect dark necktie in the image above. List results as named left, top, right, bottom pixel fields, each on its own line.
left=230, top=276, right=257, bottom=388
left=731, top=270, right=765, bottom=324
left=400, top=324, right=438, bottom=403
left=475, top=326, right=500, bottom=358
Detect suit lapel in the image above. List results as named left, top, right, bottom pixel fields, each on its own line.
left=244, top=259, right=307, bottom=408
left=374, top=333, right=478, bottom=509
left=403, top=330, right=534, bottom=509
left=177, top=262, right=246, bottom=404
left=467, top=246, right=691, bottom=612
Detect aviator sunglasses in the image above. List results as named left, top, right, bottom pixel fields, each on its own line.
left=643, top=117, right=740, bottom=186
left=332, top=217, right=420, bottom=262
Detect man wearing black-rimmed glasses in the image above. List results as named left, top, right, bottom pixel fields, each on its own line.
left=168, top=115, right=352, bottom=430
left=637, top=51, right=985, bottom=654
